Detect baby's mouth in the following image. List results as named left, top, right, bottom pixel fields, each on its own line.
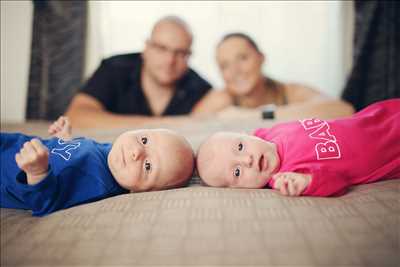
left=120, top=147, right=126, bottom=167
left=258, top=154, right=268, bottom=172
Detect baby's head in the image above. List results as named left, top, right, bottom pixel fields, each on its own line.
left=196, top=131, right=280, bottom=188
left=108, top=129, right=194, bottom=192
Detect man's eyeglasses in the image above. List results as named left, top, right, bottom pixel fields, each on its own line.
left=148, top=41, right=192, bottom=60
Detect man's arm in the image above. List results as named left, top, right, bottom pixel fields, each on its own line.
left=65, top=93, right=190, bottom=128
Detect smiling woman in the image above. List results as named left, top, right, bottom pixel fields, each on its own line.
left=193, top=32, right=355, bottom=120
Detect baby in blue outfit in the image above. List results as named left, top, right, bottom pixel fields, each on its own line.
left=1, top=117, right=194, bottom=216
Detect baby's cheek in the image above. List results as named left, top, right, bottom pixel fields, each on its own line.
left=214, top=176, right=225, bottom=186
left=245, top=172, right=258, bottom=187
left=131, top=173, right=142, bottom=186
left=122, top=168, right=139, bottom=187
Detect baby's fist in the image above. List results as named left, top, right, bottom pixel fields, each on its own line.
left=48, top=116, right=72, bottom=140
left=15, top=138, right=49, bottom=185
left=272, top=172, right=311, bottom=197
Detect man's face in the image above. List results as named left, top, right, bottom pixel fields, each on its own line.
left=142, top=21, right=192, bottom=86
left=108, top=129, right=193, bottom=192
left=197, top=132, right=279, bottom=188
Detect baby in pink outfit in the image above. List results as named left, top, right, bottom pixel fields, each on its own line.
left=196, top=99, right=400, bottom=196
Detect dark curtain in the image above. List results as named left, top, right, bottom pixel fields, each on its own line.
left=342, top=1, right=400, bottom=111
left=26, top=0, right=87, bottom=120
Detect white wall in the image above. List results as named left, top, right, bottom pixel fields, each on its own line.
left=1, top=1, right=33, bottom=123
left=86, top=1, right=354, bottom=97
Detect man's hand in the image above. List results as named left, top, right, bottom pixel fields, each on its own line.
left=272, top=172, right=311, bottom=196
left=15, top=139, right=49, bottom=185
left=48, top=116, right=72, bottom=140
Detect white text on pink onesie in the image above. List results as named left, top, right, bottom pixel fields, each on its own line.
left=299, top=119, right=341, bottom=160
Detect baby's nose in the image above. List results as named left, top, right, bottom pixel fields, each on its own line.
left=241, top=154, right=253, bottom=168
left=131, top=146, right=145, bottom=161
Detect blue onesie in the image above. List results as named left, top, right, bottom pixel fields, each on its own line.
left=0, top=133, right=128, bottom=216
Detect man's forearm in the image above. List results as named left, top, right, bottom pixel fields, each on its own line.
left=65, top=108, right=189, bottom=128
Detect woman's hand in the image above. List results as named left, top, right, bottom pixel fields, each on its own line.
left=272, top=172, right=311, bottom=196
left=217, top=106, right=261, bottom=119
left=15, top=139, right=49, bottom=185
left=48, top=116, right=72, bottom=141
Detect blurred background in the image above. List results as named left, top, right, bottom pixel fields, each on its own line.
left=1, top=1, right=353, bottom=122
left=1, top=1, right=355, bottom=123
left=84, top=1, right=354, bottom=95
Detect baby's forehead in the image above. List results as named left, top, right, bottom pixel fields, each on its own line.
left=131, top=128, right=174, bottom=136
left=133, top=129, right=183, bottom=143
left=197, top=143, right=227, bottom=187
left=207, top=131, right=247, bottom=144
left=200, top=131, right=248, bottom=161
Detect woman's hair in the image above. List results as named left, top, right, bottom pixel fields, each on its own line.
left=219, top=32, right=261, bottom=53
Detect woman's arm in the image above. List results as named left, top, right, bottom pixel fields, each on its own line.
left=194, top=84, right=354, bottom=120
left=284, top=83, right=324, bottom=103
left=191, top=89, right=234, bottom=115
left=276, top=84, right=355, bottom=120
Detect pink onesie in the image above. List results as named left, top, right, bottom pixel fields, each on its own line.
left=254, top=99, right=400, bottom=196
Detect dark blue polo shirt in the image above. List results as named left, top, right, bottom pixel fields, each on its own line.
left=80, top=53, right=211, bottom=115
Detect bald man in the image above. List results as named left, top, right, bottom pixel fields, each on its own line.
left=66, top=16, right=211, bottom=128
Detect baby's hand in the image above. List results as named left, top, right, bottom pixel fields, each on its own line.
left=48, top=116, right=72, bottom=140
left=15, top=139, right=49, bottom=185
left=272, top=172, right=311, bottom=197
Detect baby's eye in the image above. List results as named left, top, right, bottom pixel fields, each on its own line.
left=238, top=142, right=244, bottom=151
left=141, top=136, right=148, bottom=145
left=233, top=167, right=241, bottom=178
left=144, top=160, right=152, bottom=172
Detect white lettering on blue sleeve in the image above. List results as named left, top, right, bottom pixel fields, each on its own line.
left=51, top=139, right=81, bottom=161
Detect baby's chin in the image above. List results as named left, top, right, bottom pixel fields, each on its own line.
left=128, top=183, right=150, bottom=192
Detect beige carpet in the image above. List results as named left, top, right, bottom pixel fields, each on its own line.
left=1, top=119, right=399, bottom=266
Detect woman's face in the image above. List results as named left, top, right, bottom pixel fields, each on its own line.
left=216, top=37, right=264, bottom=96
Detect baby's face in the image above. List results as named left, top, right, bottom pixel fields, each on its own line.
left=197, top=132, right=279, bottom=188
left=108, top=129, right=193, bottom=192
